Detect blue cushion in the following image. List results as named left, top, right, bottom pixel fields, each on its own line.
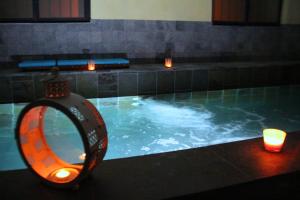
left=57, top=59, right=89, bottom=66
left=18, top=60, right=56, bottom=68
left=93, top=58, right=129, bottom=65
left=19, top=58, right=129, bottom=69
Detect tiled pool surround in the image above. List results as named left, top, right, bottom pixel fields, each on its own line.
left=0, top=61, right=299, bottom=103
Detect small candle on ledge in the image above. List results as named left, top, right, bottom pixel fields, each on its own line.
left=164, top=58, right=172, bottom=68
left=263, top=129, right=287, bottom=152
left=88, top=60, right=96, bottom=71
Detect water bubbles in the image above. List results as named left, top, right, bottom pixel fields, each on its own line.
left=141, top=146, right=150, bottom=151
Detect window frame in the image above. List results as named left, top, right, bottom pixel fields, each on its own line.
left=0, top=0, right=90, bottom=23
left=212, top=0, right=283, bottom=26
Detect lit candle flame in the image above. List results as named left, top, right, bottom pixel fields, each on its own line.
left=55, top=169, right=70, bottom=179
left=164, top=58, right=172, bottom=68
left=88, top=60, right=95, bottom=71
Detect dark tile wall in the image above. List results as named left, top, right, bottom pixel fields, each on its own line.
left=138, top=72, right=156, bottom=95
left=192, top=70, right=208, bottom=91
left=223, top=68, right=239, bottom=89
left=98, top=72, right=118, bottom=98
left=118, top=72, right=138, bottom=96
left=208, top=70, right=224, bottom=90
left=238, top=68, right=253, bottom=88
left=157, top=71, right=175, bottom=94
left=0, top=62, right=299, bottom=103
left=12, top=75, right=35, bottom=102
left=33, top=73, right=47, bottom=99
left=251, top=67, right=269, bottom=87
left=175, top=70, right=192, bottom=92
left=76, top=73, right=98, bottom=98
left=0, top=20, right=300, bottom=62
left=0, top=77, right=12, bottom=103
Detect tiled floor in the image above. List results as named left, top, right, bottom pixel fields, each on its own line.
left=1, top=132, right=300, bottom=199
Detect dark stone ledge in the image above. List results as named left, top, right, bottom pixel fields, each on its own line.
left=0, top=60, right=299, bottom=103
left=1, top=131, right=300, bottom=200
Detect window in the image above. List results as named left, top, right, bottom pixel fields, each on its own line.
left=0, top=0, right=33, bottom=20
left=0, top=0, right=90, bottom=22
left=212, top=0, right=282, bottom=25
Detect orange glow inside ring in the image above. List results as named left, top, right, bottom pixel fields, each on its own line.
left=19, top=106, right=83, bottom=184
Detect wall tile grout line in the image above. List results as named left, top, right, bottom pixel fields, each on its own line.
left=191, top=70, right=194, bottom=92
left=174, top=70, right=176, bottom=93
left=31, top=74, right=36, bottom=100
left=96, top=72, right=99, bottom=99
left=117, top=72, right=120, bottom=97
left=136, top=72, right=139, bottom=96
left=155, top=71, right=158, bottom=96
left=9, top=76, right=13, bottom=103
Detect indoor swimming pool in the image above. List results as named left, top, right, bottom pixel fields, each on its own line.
left=0, top=85, right=300, bottom=171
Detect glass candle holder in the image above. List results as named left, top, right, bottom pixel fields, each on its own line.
left=164, top=58, right=172, bottom=68
left=263, top=129, right=286, bottom=152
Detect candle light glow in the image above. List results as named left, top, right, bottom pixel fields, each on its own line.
left=79, top=153, right=86, bottom=161
left=88, top=60, right=95, bottom=71
left=263, top=129, right=286, bottom=152
left=55, top=169, right=71, bottom=179
left=164, top=58, right=172, bottom=68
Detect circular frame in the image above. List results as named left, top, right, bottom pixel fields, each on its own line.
left=15, top=93, right=108, bottom=188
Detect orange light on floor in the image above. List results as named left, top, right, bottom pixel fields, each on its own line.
left=88, top=60, right=95, bottom=71
left=263, top=129, right=287, bottom=152
left=164, top=58, right=172, bottom=68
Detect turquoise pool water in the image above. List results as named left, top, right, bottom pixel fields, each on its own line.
left=1, top=85, right=300, bottom=171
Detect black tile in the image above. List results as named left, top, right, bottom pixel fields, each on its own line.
left=223, top=68, right=239, bottom=89
left=33, top=73, right=47, bottom=99
left=192, top=70, right=208, bottom=91
left=175, top=70, right=192, bottom=92
left=157, top=71, right=174, bottom=94
left=175, top=21, right=186, bottom=31
left=251, top=67, right=269, bottom=87
left=119, top=72, right=138, bottom=96
left=208, top=69, right=223, bottom=90
left=98, top=73, right=118, bottom=98
left=280, top=66, right=293, bottom=85
left=0, top=77, right=12, bottom=103
left=138, top=72, right=156, bottom=95
left=60, top=74, right=77, bottom=93
left=12, top=75, right=32, bottom=81
left=175, top=92, right=192, bottom=102
left=77, top=73, right=98, bottom=98
left=267, top=66, right=282, bottom=86
left=291, top=65, right=300, bottom=85
left=238, top=68, right=253, bottom=88
left=12, top=80, right=35, bottom=103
